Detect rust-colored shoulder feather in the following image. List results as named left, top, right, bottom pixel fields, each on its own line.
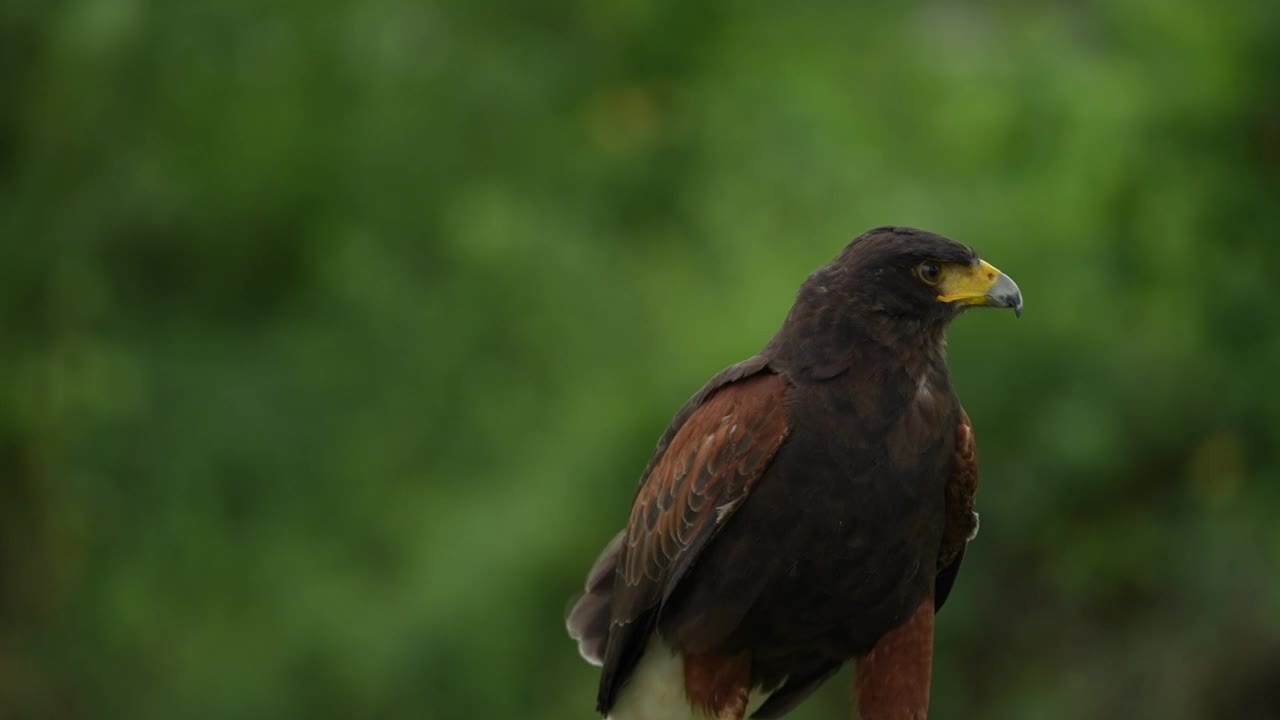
left=935, top=408, right=980, bottom=611
left=621, top=372, right=790, bottom=594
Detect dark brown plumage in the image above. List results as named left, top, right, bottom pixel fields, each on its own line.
left=566, top=227, right=1022, bottom=720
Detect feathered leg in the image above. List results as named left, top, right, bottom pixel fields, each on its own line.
left=855, top=595, right=935, bottom=720
left=685, top=652, right=751, bottom=720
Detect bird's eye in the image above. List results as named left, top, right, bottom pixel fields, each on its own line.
left=916, top=261, right=942, bottom=286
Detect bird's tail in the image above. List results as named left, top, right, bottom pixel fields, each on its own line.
left=566, top=531, right=624, bottom=666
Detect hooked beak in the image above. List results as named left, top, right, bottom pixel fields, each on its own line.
left=936, top=260, right=1023, bottom=318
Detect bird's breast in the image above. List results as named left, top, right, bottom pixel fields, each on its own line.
left=731, top=383, right=954, bottom=647
left=659, top=376, right=956, bottom=669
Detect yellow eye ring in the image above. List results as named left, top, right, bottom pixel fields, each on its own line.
left=916, top=261, right=942, bottom=286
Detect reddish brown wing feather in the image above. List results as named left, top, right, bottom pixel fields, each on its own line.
left=942, top=409, right=979, bottom=560
left=597, top=372, right=789, bottom=712
left=620, top=371, right=790, bottom=602
left=934, top=408, right=979, bottom=610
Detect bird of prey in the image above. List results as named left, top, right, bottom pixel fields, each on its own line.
left=566, top=227, right=1022, bottom=720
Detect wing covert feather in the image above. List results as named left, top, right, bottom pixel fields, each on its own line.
left=596, top=369, right=789, bottom=713
left=618, top=371, right=790, bottom=609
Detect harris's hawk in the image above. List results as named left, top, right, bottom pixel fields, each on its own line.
left=567, top=227, right=1023, bottom=720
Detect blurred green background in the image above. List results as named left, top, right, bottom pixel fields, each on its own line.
left=3, top=0, right=1279, bottom=718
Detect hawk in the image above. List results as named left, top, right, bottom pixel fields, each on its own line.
left=567, top=227, right=1023, bottom=719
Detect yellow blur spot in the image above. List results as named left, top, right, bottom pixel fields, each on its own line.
left=1187, top=431, right=1246, bottom=507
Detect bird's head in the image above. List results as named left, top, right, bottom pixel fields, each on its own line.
left=767, top=226, right=1022, bottom=380
left=827, top=226, right=1023, bottom=322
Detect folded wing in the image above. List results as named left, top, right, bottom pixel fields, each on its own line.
left=595, top=365, right=791, bottom=713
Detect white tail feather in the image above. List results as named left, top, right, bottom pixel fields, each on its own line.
left=608, top=638, right=771, bottom=720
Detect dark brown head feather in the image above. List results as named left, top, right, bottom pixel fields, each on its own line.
left=764, top=226, right=975, bottom=382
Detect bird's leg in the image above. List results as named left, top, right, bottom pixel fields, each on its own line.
left=716, top=679, right=750, bottom=720
left=684, top=652, right=751, bottom=720
left=854, top=595, right=935, bottom=720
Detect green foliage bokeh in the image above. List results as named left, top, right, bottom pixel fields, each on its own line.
left=2, top=1, right=1278, bottom=718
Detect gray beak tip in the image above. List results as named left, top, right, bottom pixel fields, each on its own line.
left=987, top=272, right=1023, bottom=319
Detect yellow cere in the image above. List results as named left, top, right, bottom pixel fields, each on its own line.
left=936, top=260, right=1004, bottom=305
